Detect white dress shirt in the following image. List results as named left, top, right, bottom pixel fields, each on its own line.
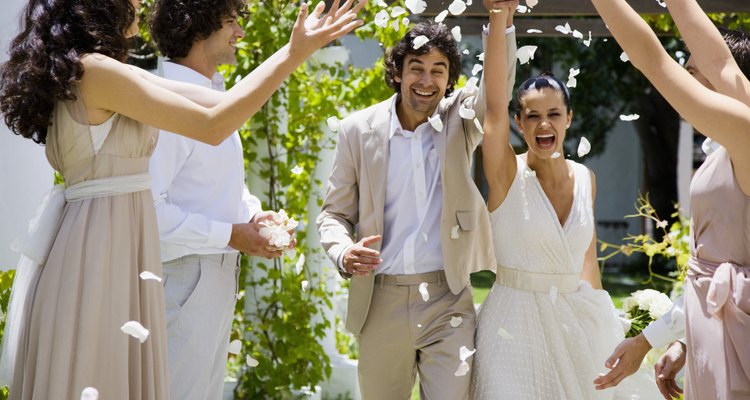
left=149, top=61, right=261, bottom=262
left=376, top=99, right=445, bottom=276
left=642, top=295, right=686, bottom=348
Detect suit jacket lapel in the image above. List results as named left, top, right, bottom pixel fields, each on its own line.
left=362, top=97, right=393, bottom=235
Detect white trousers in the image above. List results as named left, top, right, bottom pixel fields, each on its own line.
left=163, top=253, right=239, bottom=400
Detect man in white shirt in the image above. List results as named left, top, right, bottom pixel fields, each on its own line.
left=149, top=1, right=283, bottom=398
left=316, top=1, right=517, bottom=398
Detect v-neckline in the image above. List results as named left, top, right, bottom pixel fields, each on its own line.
left=527, top=161, right=577, bottom=231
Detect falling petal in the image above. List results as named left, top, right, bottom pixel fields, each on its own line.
left=413, top=35, right=430, bottom=49
left=402, top=17, right=410, bottom=27
left=459, top=346, right=476, bottom=361
left=619, top=114, right=640, bottom=121
left=428, top=114, right=443, bottom=131
left=551, top=152, right=561, bottom=159
left=435, top=10, right=449, bottom=23
left=246, top=355, right=259, bottom=367
left=526, top=0, right=538, bottom=7
left=374, top=10, right=389, bottom=28
left=656, top=0, right=666, bottom=7
left=139, top=271, right=162, bottom=282
left=451, top=26, right=462, bottom=42
left=583, top=31, right=593, bottom=47
left=454, top=361, right=470, bottom=376
left=326, top=116, right=339, bottom=132
left=497, top=327, right=514, bottom=339
left=301, top=280, right=309, bottom=291
left=405, top=0, right=427, bottom=14
left=516, top=5, right=528, bottom=13
left=572, top=30, right=584, bottom=39
left=376, top=0, right=387, bottom=6
left=463, top=49, right=470, bottom=55
left=555, top=23, right=572, bottom=35
left=391, top=6, right=406, bottom=17
left=620, top=52, right=630, bottom=62
left=516, top=45, right=538, bottom=65
left=228, top=339, right=242, bottom=355
left=450, top=225, right=460, bottom=239
left=390, top=19, right=400, bottom=31
left=419, top=282, right=430, bottom=301
left=417, top=323, right=423, bottom=328
left=471, top=64, right=483, bottom=76
left=577, top=137, right=591, bottom=157
left=450, top=316, right=463, bottom=327
left=236, top=291, right=245, bottom=300
left=81, top=387, right=99, bottom=400
left=448, top=0, right=467, bottom=15
left=549, top=285, right=559, bottom=304
left=473, top=118, right=484, bottom=134
left=295, top=253, right=305, bottom=275
left=476, top=52, right=485, bottom=62
left=291, top=165, right=304, bottom=175
left=656, top=220, right=668, bottom=229
left=120, top=321, right=149, bottom=343
left=526, top=29, right=543, bottom=34
left=459, top=104, right=475, bottom=120
left=464, top=76, right=479, bottom=93
left=566, top=68, right=579, bottom=88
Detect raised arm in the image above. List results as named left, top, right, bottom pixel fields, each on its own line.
left=79, top=0, right=365, bottom=145
left=482, top=0, right=518, bottom=212
left=664, top=0, right=750, bottom=105
left=589, top=0, right=750, bottom=194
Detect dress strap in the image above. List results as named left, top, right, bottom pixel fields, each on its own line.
left=495, top=265, right=580, bottom=293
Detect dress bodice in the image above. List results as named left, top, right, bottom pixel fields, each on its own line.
left=490, top=156, right=594, bottom=274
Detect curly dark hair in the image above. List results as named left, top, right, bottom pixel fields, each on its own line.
left=719, top=28, right=750, bottom=80
left=150, top=0, right=246, bottom=59
left=385, top=22, right=462, bottom=97
left=514, top=73, right=571, bottom=117
left=0, top=0, right=135, bottom=144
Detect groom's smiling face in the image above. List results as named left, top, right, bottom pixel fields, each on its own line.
left=394, top=48, right=450, bottom=121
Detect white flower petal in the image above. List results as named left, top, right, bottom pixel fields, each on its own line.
left=572, top=30, right=584, bottom=39
left=620, top=51, right=630, bottom=62
left=463, top=49, right=470, bottom=55
left=413, top=35, right=430, bottom=49
left=551, top=152, right=561, bottom=159
left=516, top=5, right=528, bottom=13
left=295, top=254, right=305, bottom=275
left=464, top=76, right=479, bottom=94
left=139, top=271, right=162, bottom=282
left=473, top=118, right=484, bottom=134
left=454, top=361, right=470, bottom=376
left=81, top=387, right=99, bottom=400
left=471, top=64, right=483, bottom=76
left=448, top=0, right=467, bottom=15
left=555, top=22, right=572, bottom=35
left=459, top=104, right=475, bottom=120
left=497, top=327, right=514, bottom=339
left=434, top=10, right=449, bottom=23
left=526, top=29, right=543, bottom=34
left=228, top=339, right=242, bottom=355
left=405, top=0, right=427, bottom=14
left=390, top=19, right=401, bottom=31
left=246, top=355, right=259, bottom=367
left=428, top=114, right=443, bottom=131
left=476, top=52, right=484, bottom=62
left=577, top=137, right=591, bottom=158
left=526, top=0, right=538, bottom=7
left=417, top=323, right=423, bottom=328
left=301, top=280, right=309, bottom=291
left=419, top=282, right=430, bottom=301
left=583, top=31, right=593, bottom=47
left=450, top=316, right=463, bottom=327
left=374, top=10, right=389, bottom=28
left=391, top=6, right=406, bottom=17
left=402, top=17, right=410, bottom=27
left=120, top=321, right=149, bottom=343
left=326, top=116, right=339, bottom=132
left=450, top=224, right=460, bottom=239
left=516, top=45, right=538, bottom=65
left=376, top=0, right=387, bottom=6
left=459, top=345, right=476, bottom=361
left=549, top=285, right=559, bottom=304
left=451, top=26, right=462, bottom=42
left=567, top=67, right=580, bottom=88
left=291, top=165, right=304, bottom=175
left=236, top=291, right=245, bottom=300
left=619, top=114, right=640, bottom=121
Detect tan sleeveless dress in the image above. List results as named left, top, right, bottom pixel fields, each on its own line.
left=686, top=146, right=750, bottom=400
left=10, top=95, right=169, bottom=399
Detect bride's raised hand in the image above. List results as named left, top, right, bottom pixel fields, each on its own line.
left=289, top=0, right=367, bottom=58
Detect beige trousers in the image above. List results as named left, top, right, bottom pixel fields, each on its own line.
left=358, top=270, right=476, bottom=400
left=162, top=253, right=239, bottom=400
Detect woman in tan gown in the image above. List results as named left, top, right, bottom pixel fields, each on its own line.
left=588, top=0, right=750, bottom=399
left=0, top=0, right=365, bottom=398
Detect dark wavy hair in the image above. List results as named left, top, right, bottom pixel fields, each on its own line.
left=719, top=28, right=750, bottom=80
left=385, top=22, right=462, bottom=97
left=150, top=0, right=246, bottom=59
left=0, top=0, right=135, bottom=144
left=514, top=73, right=571, bottom=117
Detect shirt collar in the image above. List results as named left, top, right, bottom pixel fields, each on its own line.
left=162, top=61, right=225, bottom=91
left=388, top=95, right=442, bottom=140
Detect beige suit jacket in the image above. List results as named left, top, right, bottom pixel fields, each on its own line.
left=317, top=31, right=517, bottom=335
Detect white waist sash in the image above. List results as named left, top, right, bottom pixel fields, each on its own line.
left=0, top=173, right=151, bottom=385
left=495, top=265, right=580, bottom=294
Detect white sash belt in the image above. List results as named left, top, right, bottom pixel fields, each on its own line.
left=495, top=265, right=580, bottom=293
left=0, top=173, right=151, bottom=385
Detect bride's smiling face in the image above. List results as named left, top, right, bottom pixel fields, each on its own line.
left=515, top=87, right=573, bottom=159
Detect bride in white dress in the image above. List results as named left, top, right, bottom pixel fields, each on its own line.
left=470, top=5, right=624, bottom=399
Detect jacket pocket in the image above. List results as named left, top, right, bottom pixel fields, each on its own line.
left=456, top=210, right=477, bottom=231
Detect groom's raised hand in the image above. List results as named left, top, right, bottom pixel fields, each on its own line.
left=483, top=0, right=518, bottom=27
left=342, top=235, right=382, bottom=276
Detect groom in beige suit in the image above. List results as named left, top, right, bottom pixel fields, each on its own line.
left=317, top=2, right=517, bottom=398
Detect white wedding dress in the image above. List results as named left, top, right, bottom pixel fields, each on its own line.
left=471, top=156, right=624, bottom=400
